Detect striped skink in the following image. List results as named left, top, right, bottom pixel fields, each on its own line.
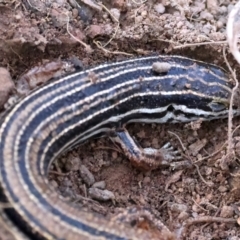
left=0, top=55, right=238, bottom=240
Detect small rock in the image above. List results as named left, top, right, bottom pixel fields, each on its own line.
left=20, top=61, right=65, bottom=90
left=72, top=8, right=79, bottom=18
left=112, top=0, right=126, bottom=11
left=55, top=0, right=66, bottom=6
left=80, top=0, right=101, bottom=11
left=16, top=77, right=30, bottom=96
left=188, top=139, right=207, bottom=156
left=192, top=204, right=200, bottom=213
left=143, top=176, right=151, bottom=185
left=141, top=10, right=147, bottom=17
left=68, top=0, right=78, bottom=8
left=65, top=157, right=81, bottom=171
left=15, top=14, right=21, bottom=21
left=206, top=0, right=218, bottom=12
left=218, top=6, right=227, bottom=14
left=204, top=167, right=212, bottom=176
left=110, top=8, right=120, bottom=22
left=0, top=68, right=15, bottom=109
left=4, top=95, right=19, bottom=109
left=178, top=211, right=189, bottom=221
left=62, top=178, right=72, bottom=187
left=152, top=62, right=171, bottom=73
left=218, top=186, right=228, bottom=193
left=60, top=187, right=74, bottom=198
left=220, top=205, right=234, bottom=218
left=88, top=188, right=115, bottom=201
left=79, top=165, right=95, bottom=186
left=216, top=20, right=223, bottom=30
left=135, top=16, right=143, bottom=24
left=86, top=25, right=103, bottom=38
left=170, top=203, right=188, bottom=213
left=154, top=3, right=165, bottom=14
left=200, top=11, right=214, bottom=21
left=111, top=151, right=118, bottom=160
left=92, top=181, right=106, bottom=189
left=51, top=8, right=70, bottom=28
left=50, top=180, right=59, bottom=189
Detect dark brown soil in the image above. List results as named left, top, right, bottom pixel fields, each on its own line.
left=1, top=0, right=240, bottom=239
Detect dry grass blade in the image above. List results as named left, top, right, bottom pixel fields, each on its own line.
left=227, top=0, right=240, bottom=64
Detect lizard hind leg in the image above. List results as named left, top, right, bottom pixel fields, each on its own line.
left=110, top=128, right=184, bottom=171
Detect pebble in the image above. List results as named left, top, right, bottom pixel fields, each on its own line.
left=65, top=157, right=80, bottom=171
left=79, top=165, right=95, bottom=186
left=178, top=211, right=189, bottom=221
left=86, top=25, right=103, bottom=38
left=88, top=188, right=115, bottom=201
left=92, top=181, right=106, bottom=189
left=220, top=205, right=234, bottom=218
left=152, top=62, right=171, bottom=73
left=110, top=8, right=120, bottom=22
left=154, top=3, right=165, bottom=14
left=218, top=185, right=228, bottom=193
left=143, top=176, right=151, bottom=185
left=20, top=61, right=64, bottom=90
left=170, top=203, right=188, bottom=213
left=0, top=67, right=15, bottom=109
left=72, top=8, right=79, bottom=18
left=51, top=8, right=69, bottom=28
left=200, top=11, right=214, bottom=21
left=206, top=0, right=218, bottom=12
left=50, top=180, right=59, bottom=189
left=112, top=0, right=126, bottom=11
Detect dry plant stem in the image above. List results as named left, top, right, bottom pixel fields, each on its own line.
left=178, top=216, right=236, bottom=240
left=131, top=0, right=147, bottom=4
left=167, top=130, right=192, bottom=162
left=73, top=194, right=103, bottom=206
left=223, top=47, right=239, bottom=157
left=95, top=146, right=123, bottom=154
left=200, top=207, right=221, bottom=234
left=80, top=0, right=102, bottom=11
left=184, top=216, right=236, bottom=227
left=97, top=3, right=120, bottom=48
left=194, top=164, right=213, bottom=187
left=226, top=0, right=240, bottom=161
left=134, top=4, right=145, bottom=24
left=26, top=0, right=41, bottom=11
left=167, top=131, right=212, bottom=187
left=194, top=141, right=227, bottom=163
left=168, top=131, right=187, bottom=152
left=233, top=124, right=240, bottom=136
left=173, top=40, right=227, bottom=49
left=191, top=198, right=209, bottom=213
left=194, top=123, right=240, bottom=164
left=48, top=170, right=69, bottom=176
left=93, top=40, right=133, bottom=56
left=65, top=14, right=93, bottom=53
left=227, top=0, right=240, bottom=64
left=153, top=38, right=178, bottom=45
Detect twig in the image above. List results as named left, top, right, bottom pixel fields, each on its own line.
left=65, top=13, right=93, bottom=53
left=94, top=40, right=133, bottom=56
left=97, top=3, right=120, bottom=48
left=173, top=40, right=227, bottom=49
left=223, top=46, right=238, bottom=158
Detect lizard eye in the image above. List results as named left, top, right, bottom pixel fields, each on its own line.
left=208, top=102, right=227, bottom=112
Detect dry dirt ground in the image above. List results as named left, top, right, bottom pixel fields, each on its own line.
left=1, top=0, right=240, bottom=239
